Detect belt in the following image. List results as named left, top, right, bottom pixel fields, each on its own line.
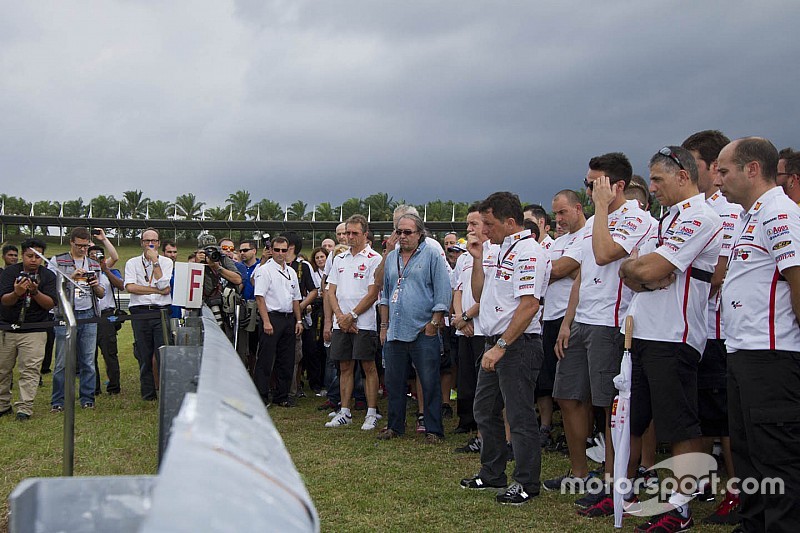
left=485, top=333, right=540, bottom=345
left=689, top=267, right=713, bottom=283
left=129, top=305, right=170, bottom=311
left=268, top=311, right=294, bottom=318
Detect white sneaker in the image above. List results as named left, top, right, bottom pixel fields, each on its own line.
left=328, top=410, right=338, bottom=418
left=325, top=412, right=352, bottom=428
left=361, top=414, right=378, bottom=430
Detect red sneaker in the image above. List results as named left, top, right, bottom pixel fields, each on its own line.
left=634, top=509, right=693, bottom=532
left=576, top=496, right=614, bottom=518
left=702, top=489, right=740, bottom=525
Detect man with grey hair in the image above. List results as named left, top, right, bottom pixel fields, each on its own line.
left=378, top=213, right=452, bottom=442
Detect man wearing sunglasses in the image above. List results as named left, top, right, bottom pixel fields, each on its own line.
left=48, top=227, right=106, bottom=411
left=551, top=153, right=653, bottom=511
left=619, top=145, right=723, bottom=530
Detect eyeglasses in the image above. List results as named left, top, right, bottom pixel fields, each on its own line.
left=272, top=247, right=288, bottom=253
left=72, top=243, right=90, bottom=249
left=239, top=248, right=252, bottom=253
left=394, top=229, right=418, bottom=236
left=658, top=147, right=685, bottom=171
left=221, top=245, right=234, bottom=251
left=583, top=178, right=594, bottom=191
left=142, top=239, right=159, bottom=244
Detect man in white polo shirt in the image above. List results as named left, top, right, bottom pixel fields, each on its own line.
left=550, top=153, right=653, bottom=504
left=325, top=215, right=382, bottom=430
left=124, top=227, right=172, bottom=401
left=253, top=236, right=303, bottom=407
left=618, top=146, right=723, bottom=529
left=459, top=191, right=549, bottom=506
left=715, top=137, right=800, bottom=532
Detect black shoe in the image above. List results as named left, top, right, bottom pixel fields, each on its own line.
left=143, top=395, right=158, bottom=402
left=16, top=412, right=31, bottom=421
left=575, top=486, right=609, bottom=509
left=496, top=482, right=538, bottom=505
left=460, top=474, right=505, bottom=490
left=453, top=423, right=476, bottom=434
left=0, top=407, right=13, bottom=418
left=441, top=403, right=453, bottom=419
left=107, top=389, right=121, bottom=395
left=453, top=436, right=482, bottom=454
left=539, top=425, right=552, bottom=448
left=276, top=400, right=295, bottom=408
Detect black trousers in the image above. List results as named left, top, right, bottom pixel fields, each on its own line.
left=94, top=308, right=121, bottom=393
left=728, top=350, right=800, bottom=533
left=129, top=306, right=167, bottom=400
left=304, top=304, right=326, bottom=391
left=456, top=335, right=485, bottom=429
left=255, top=312, right=295, bottom=404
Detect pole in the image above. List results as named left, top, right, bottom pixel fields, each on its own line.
left=56, top=272, right=77, bottom=476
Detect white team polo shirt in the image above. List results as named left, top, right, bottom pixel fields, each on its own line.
left=722, top=187, right=800, bottom=352
left=479, top=229, right=549, bottom=337
left=543, top=227, right=585, bottom=321
left=253, top=259, right=301, bottom=313
left=541, top=235, right=555, bottom=253
left=705, top=191, right=742, bottom=339
left=327, top=245, right=382, bottom=331
left=575, top=200, right=653, bottom=328
left=626, top=193, right=723, bottom=354
left=454, top=240, right=499, bottom=337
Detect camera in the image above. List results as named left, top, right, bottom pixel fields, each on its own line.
left=95, top=250, right=105, bottom=261
left=203, top=245, right=222, bottom=263
left=86, top=271, right=97, bottom=283
left=260, top=233, right=271, bottom=248
left=91, top=229, right=102, bottom=236
left=16, top=271, right=39, bottom=284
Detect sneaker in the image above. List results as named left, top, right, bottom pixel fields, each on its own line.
left=424, top=433, right=443, bottom=444
left=15, top=412, right=31, bottom=421
left=81, top=402, right=95, bottom=409
left=635, top=465, right=659, bottom=489
left=276, top=400, right=295, bottom=408
left=376, top=427, right=400, bottom=440
left=496, top=482, right=538, bottom=505
left=459, top=474, right=505, bottom=491
left=454, top=436, right=482, bottom=454
left=315, top=389, right=327, bottom=397
left=576, top=496, right=614, bottom=518
left=539, top=426, right=553, bottom=449
left=543, top=472, right=588, bottom=493
left=694, top=483, right=715, bottom=503
left=361, top=414, right=378, bottom=430
left=415, top=414, right=426, bottom=434
left=547, top=433, right=569, bottom=454
left=624, top=495, right=643, bottom=516
left=634, top=509, right=693, bottom=532
left=328, top=410, right=339, bottom=418
left=50, top=405, right=64, bottom=413
left=325, top=412, right=352, bottom=428
left=575, top=486, right=609, bottom=508
left=441, top=403, right=453, bottom=419
left=453, top=424, right=476, bottom=434
left=317, top=400, right=337, bottom=411
left=702, top=490, right=740, bottom=525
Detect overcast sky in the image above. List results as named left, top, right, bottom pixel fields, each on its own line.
left=1, top=1, right=797, bottom=210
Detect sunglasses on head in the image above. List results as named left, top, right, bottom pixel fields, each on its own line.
left=394, top=229, right=417, bottom=236
left=659, top=147, right=685, bottom=171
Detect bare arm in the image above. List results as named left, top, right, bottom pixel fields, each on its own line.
left=555, top=269, right=581, bottom=359
left=96, top=229, right=120, bottom=269
left=549, top=256, right=580, bottom=282
left=783, top=266, right=800, bottom=322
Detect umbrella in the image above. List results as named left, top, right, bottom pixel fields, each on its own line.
left=612, top=315, right=633, bottom=528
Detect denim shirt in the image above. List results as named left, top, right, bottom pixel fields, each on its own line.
left=380, top=240, right=452, bottom=342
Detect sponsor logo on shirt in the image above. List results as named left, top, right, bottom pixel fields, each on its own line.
left=753, top=201, right=762, bottom=211
left=745, top=225, right=756, bottom=234
left=691, top=220, right=702, bottom=227
left=671, top=236, right=685, bottom=243
left=722, top=221, right=735, bottom=230
left=593, top=277, right=602, bottom=284
left=519, top=283, right=536, bottom=290
left=731, top=300, right=743, bottom=309
left=494, top=306, right=504, bottom=312
left=676, top=226, right=694, bottom=237
left=777, top=250, right=796, bottom=261
left=773, top=240, right=791, bottom=251
left=730, top=213, right=739, bottom=219
left=681, top=202, right=691, bottom=209
left=521, top=264, right=536, bottom=272
left=778, top=214, right=788, bottom=220
left=733, top=249, right=751, bottom=261
left=358, top=263, right=366, bottom=271
left=520, top=275, right=536, bottom=281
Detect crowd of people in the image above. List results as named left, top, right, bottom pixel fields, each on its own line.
left=1, top=131, right=799, bottom=532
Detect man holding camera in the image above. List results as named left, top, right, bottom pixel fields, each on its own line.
left=0, top=238, right=57, bottom=420
left=196, top=234, right=242, bottom=333
left=124, top=227, right=172, bottom=401
left=48, top=227, right=106, bottom=411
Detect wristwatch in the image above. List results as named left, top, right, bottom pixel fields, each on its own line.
left=496, top=338, right=508, bottom=350
left=461, top=312, right=472, bottom=322
left=350, top=311, right=359, bottom=320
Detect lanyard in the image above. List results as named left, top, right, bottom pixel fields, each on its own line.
left=657, top=211, right=681, bottom=247
left=274, top=262, right=291, bottom=282
left=141, top=256, right=155, bottom=285
left=496, top=235, right=532, bottom=270
left=396, top=245, right=420, bottom=286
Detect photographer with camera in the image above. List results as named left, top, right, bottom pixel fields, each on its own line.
left=196, top=233, right=243, bottom=334
left=48, top=227, right=106, bottom=411
left=0, top=238, right=57, bottom=420
left=88, top=245, right=123, bottom=396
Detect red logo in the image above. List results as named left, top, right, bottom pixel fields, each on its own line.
left=778, top=214, right=788, bottom=220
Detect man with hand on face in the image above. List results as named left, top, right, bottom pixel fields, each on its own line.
left=253, top=236, right=303, bottom=408
left=49, top=227, right=106, bottom=411
left=459, top=192, right=549, bottom=506
left=0, top=238, right=57, bottom=420
left=124, top=228, right=172, bottom=401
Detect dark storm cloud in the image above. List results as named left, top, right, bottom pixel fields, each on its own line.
left=1, top=1, right=798, bottom=210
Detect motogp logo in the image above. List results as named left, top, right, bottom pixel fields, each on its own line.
left=731, top=301, right=743, bottom=309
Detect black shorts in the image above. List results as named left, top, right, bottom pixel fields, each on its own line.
left=630, top=339, right=702, bottom=443
left=331, top=329, right=378, bottom=361
left=536, top=317, right=562, bottom=399
left=698, top=338, right=727, bottom=389
left=698, top=387, right=728, bottom=437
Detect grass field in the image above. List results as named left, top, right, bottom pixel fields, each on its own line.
left=0, top=239, right=734, bottom=532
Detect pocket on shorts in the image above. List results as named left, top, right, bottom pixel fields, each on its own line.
left=749, top=405, right=800, bottom=465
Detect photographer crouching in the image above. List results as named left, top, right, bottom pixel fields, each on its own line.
left=196, top=234, right=243, bottom=344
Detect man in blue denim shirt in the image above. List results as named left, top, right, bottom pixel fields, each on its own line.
left=378, top=213, right=452, bottom=442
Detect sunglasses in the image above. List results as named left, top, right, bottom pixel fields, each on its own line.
left=659, top=147, right=685, bottom=171
left=394, top=229, right=417, bottom=236
left=239, top=248, right=252, bottom=253
left=583, top=178, right=594, bottom=191
left=272, top=247, right=288, bottom=253
left=220, top=245, right=235, bottom=251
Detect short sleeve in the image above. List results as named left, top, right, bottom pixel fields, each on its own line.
left=612, top=214, right=652, bottom=254
left=766, top=211, right=800, bottom=272
left=655, top=212, right=721, bottom=272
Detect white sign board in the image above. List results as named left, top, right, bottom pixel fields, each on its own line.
left=172, top=262, right=205, bottom=308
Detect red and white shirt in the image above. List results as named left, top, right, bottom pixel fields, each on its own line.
left=479, top=229, right=550, bottom=336
left=722, top=187, right=800, bottom=352
left=541, top=235, right=555, bottom=253
left=453, top=240, right=499, bottom=337
left=705, top=191, right=742, bottom=339
left=327, top=246, right=382, bottom=331
left=543, top=227, right=585, bottom=321
left=626, top=193, right=723, bottom=354
left=575, top=200, right=653, bottom=328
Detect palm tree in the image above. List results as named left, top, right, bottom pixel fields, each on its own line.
left=253, top=199, right=284, bottom=220
left=288, top=200, right=308, bottom=220
left=175, top=193, right=205, bottom=220
left=364, top=193, right=396, bottom=221
left=205, top=206, right=228, bottom=221
left=341, top=198, right=364, bottom=220
left=226, top=190, right=252, bottom=220
left=90, top=195, right=117, bottom=219
left=314, top=202, right=337, bottom=221
left=576, top=187, right=594, bottom=217
left=148, top=200, right=171, bottom=220
left=62, top=198, right=86, bottom=218
left=122, top=190, right=149, bottom=218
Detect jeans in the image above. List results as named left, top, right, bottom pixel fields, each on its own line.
left=383, top=331, right=443, bottom=437
left=325, top=358, right=366, bottom=406
left=52, top=309, right=98, bottom=407
left=474, top=334, right=543, bottom=490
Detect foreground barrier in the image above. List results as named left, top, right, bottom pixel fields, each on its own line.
left=9, top=309, right=319, bottom=532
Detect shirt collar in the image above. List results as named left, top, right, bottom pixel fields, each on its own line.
left=670, top=192, right=706, bottom=216
left=349, top=245, right=373, bottom=258
left=502, top=229, right=531, bottom=247
left=747, top=186, right=782, bottom=216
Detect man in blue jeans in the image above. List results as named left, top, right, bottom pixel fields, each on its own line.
left=48, top=227, right=106, bottom=411
left=378, top=213, right=451, bottom=443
